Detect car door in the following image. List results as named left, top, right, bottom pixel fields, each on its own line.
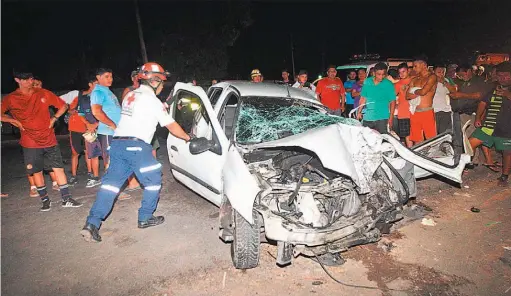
left=167, top=82, right=230, bottom=206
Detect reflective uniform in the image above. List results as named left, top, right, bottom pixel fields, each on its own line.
left=86, top=85, right=175, bottom=227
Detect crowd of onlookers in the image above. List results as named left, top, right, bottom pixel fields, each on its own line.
left=248, top=57, right=510, bottom=187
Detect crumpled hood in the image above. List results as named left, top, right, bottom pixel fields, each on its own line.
left=249, top=123, right=384, bottom=193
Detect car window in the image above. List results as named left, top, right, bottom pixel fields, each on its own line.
left=208, top=87, right=223, bottom=107
left=173, top=90, right=211, bottom=139
left=219, top=92, right=239, bottom=139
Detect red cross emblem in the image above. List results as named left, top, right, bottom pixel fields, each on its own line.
left=125, top=94, right=136, bottom=106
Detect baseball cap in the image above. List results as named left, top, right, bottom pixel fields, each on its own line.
left=251, top=69, right=262, bottom=77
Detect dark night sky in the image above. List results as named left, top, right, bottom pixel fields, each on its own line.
left=2, top=0, right=511, bottom=93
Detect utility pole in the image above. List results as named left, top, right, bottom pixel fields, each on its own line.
left=134, top=0, right=148, bottom=63
left=290, top=33, right=296, bottom=78
left=364, top=35, right=368, bottom=55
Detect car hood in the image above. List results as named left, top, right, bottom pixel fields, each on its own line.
left=248, top=123, right=384, bottom=194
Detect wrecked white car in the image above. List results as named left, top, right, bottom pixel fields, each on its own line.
left=167, top=81, right=469, bottom=269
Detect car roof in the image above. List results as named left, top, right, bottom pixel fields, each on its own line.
left=212, top=81, right=321, bottom=105
left=336, top=61, right=382, bottom=70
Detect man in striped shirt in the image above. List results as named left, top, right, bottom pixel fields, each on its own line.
left=469, top=62, right=511, bottom=186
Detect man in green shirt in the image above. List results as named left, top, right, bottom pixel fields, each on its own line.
left=357, top=62, right=396, bottom=134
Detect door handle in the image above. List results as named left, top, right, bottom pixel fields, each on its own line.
left=171, top=145, right=178, bottom=152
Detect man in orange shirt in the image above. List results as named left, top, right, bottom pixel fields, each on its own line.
left=67, top=77, right=102, bottom=187
left=394, top=63, right=413, bottom=147
left=316, top=65, right=346, bottom=115
left=1, top=71, right=82, bottom=211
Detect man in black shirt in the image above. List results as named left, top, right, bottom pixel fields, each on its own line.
left=469, top=62, right=511, bottom=186
left=450, top=65, right=493, bottom=156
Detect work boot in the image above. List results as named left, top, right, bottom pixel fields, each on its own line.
left=138, top=216, right=165, bottom=229
left=80, top=223, right=102, bottom=242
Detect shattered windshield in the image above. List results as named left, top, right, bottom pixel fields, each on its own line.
left=235, top=97, right=360, bottom=144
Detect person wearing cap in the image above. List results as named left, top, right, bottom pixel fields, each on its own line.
left=251, top=69, right=263, bottom=83
left=316, top=66, right=345, bottom=115
left=1, top=71, right=82, bottom=211
left=81, top=62, right=191, bottom=242
left=293, top=70, right=316, bottom=98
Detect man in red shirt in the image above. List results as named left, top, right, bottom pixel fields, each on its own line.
left=394, top=63, right=413, bottom=147
left=316, top=65, right=346, bottom=115
left=1, top=71, right=82, bottom=211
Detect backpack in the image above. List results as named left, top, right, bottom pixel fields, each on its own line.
left=76, top=91, right=98, bottom=124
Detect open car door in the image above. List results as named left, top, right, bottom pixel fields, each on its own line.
left=166, top=83, right=229, bottom=206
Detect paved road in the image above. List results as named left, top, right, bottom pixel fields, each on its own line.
left=1, top=135, right=510, bottom=296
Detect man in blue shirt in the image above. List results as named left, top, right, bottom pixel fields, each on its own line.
left=91, top=68, right=121, bottom=170
left=343, top=70, right=357, bottom=116
left=357, top=63, right=396, bottom=134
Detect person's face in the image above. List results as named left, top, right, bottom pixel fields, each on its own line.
left=348, top=71, right=356, bottom=80
left=412, top=61, right=426, bottom=74
left=357, top=70, right=367, bottom=81
left=458, top=70, right=473, bottom=81
left=374, top=69, right=386, bottom=82
left=398, top=67, right=409, bottom=79
left=497, top=71, right=511, bottom=86
left=252, top=75, right=262, bottom=83
left=15, top=77, right=34, bottom=89
left=298, top=74, right=308, bottom=83
left=434, top=68, right=445, bottom=80
left=96, top=72, right=113, bottom=87
left=282, top=72, right=289, bottom=81
left=326, top=68, right=337, bottom=79
left=149, top=78, right=165, bottom=95
left=211, top=79, right=218, bottom=85
left=32, top=79, right=42, bottom=88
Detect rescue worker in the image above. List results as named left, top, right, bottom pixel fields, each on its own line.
left=81, top=63, right=191, bottom=242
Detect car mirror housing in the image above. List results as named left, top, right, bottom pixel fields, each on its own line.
left=189, top=137, right=215, bottom=155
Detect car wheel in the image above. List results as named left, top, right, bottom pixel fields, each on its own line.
left=230, top=209, right=261, bottom=269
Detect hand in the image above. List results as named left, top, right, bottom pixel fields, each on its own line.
left=388, top=118, right=394, bottom=130
left=49, top=117, right=57, bottom=128
left=86, top=123, right=98, bottom=132
left=108, top=124, right=116, bottom=130
left=11, top=120, right=25, bottom=131
left=496, top=88, right=511, bottom=99
left=450, top=92, right=461, bottom=99
left=474, top=119, right=482, bottom=128
left=408, top=93, right=419, bottom=100
left=356, top=113, right=362, bottom=121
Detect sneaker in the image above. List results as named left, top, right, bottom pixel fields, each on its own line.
left=30, top=187, right=39, bottom=198
left=52, top=183, right=60, bottom=191
left=138, top=215, right=165, bottom=229
left=87, top=172, right=94, bottom=179
left=62, top=197, right=83, bottom=208
left=40, top=199, right=51, bottom=212
left=80, top=223, right=102, bottom=242
left=498, top=174, right=509, bottom=187
left=85, top=178, right=101, bottom=188
left=68, top=176, right=78, bottom=186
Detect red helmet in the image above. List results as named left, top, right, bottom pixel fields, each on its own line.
left=137, top=62, right=169, bottom=81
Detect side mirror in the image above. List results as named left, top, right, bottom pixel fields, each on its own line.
left=189, top=137, right=215, bottom=155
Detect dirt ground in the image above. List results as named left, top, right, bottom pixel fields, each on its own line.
left=1, top=137, right=510, bottom=296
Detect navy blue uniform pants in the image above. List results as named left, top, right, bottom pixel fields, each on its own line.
left=86, top=139, right=162, bottom=228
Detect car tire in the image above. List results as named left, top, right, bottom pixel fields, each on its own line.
left=230, top=209, right=260, bottom=269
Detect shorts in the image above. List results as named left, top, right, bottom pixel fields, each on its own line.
left=435, top=111, right=452, bottom=135
left=70, top=131, right=85, bottom=154
left=98, top=134, right=113, bottom=165
left=410, top=109, right=437, bottom=142
left=363, top=119, right=388, bottom=134
left=472, top=128, right=511, bottom=151
left=151, top=136, right=160, bottom=151
left=23, top=145, right=64, bottom=174
left=397, top=118, right=410, bottom=137
left=85, top=139, right=102, bottom=159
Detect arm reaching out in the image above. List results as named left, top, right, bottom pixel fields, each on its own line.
left=165, top=122, right=190, bottom=142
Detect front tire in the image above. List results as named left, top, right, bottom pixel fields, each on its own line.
left=230, top=209, right=261, bottom=269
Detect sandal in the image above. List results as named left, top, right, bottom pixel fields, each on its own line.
left=482, top=163, right=500, bottom=173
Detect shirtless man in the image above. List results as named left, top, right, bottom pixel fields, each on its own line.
left=406, top=57, right=438, bottom=144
